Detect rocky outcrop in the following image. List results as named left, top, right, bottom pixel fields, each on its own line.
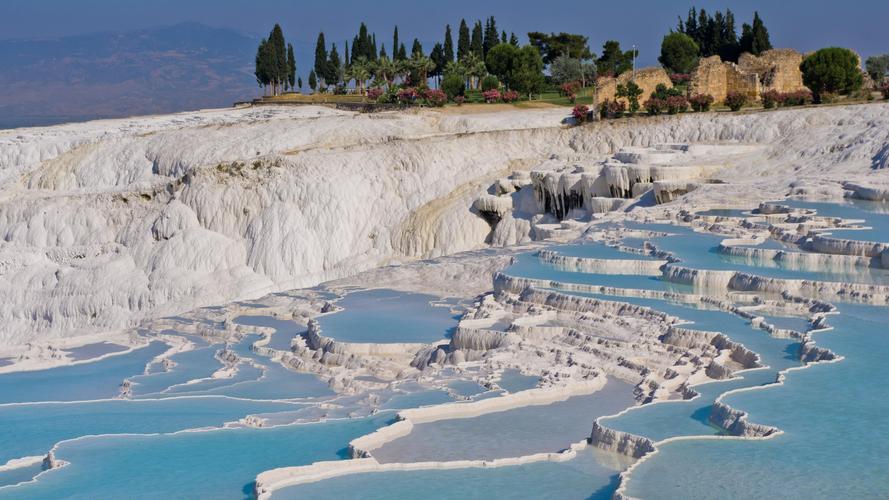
left=709, top=400, right=780, bottom=437
left=589, top=421, right=655, bottom=458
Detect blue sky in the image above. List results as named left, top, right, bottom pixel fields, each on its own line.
left=1, top=0, right=887, bottom=66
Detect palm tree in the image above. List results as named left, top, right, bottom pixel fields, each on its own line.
left=349, top=57, right=371, bottom=95
left=411, top=56, right=436, bottom=86
left=460, top=52, right=487, bottom=89
left=373, top=56, right=397, bottom=88
left=395, top=59, right=412, bottom=85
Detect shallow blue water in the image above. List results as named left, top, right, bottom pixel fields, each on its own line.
left=497, top=369, right=539, bottom=393
left=504, top=253, right=686, bottom=292
left=234, top=315, right=305, bottom=351
left=277, top=446, right=629, bottom=500
left=696, top=208, right=753, bottom=218
left=0, top=342, right=168, bottom=404
left=623, top=303, right=889, bottom=499
left=316, top=289, right=461, bottom=344
left=545, top=242, right=656, bottom=260
left=0, top=397, right=303, bottom=465
left=781, top=199, right=889, bottom=243
left=63, top=342, right=128, bottom=361
left=127, top=346, right=223, bottom=396
left=372, top=380, right=636, bottom=463
left=4, top=416, right=388, bottom=499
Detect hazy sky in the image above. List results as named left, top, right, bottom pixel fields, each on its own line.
left=2, top=0, right=887, bottom=65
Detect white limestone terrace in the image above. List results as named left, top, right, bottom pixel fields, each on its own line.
left=1, top=102, right=888, bottom=349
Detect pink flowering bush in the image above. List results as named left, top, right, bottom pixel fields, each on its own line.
left=781, top=90, right=812, bottom=106
left=761, top=90, right=783, bottom=109
left=397, top=87, right=420, bottom=104
left=644, top=98, right=666, bottom=115
left=571, top=104, right=590, bottom=124
left=423, top=89, right=447, bottom=107
left=454, top=95, right=466, bottom=105
left=725, top=91, right=748, bottom=111
left=366, top=87, right=383, bottom=101
left=599, top=99, right=626, bottom=119
left=665, top=95, right=689, bottom=114
left=501, top=90, right=520, bottom=103
left=482, top=89, right=501, bottom=103
left=689, top=93, right=714, bottom=112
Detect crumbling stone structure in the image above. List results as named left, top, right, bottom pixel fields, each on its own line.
left=597, top=67, right=673, bottom=106
left=738, top=49, right=807, bottom=94
left=689, top=55, right=760, bottom=104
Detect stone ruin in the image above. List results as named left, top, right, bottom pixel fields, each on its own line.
left=596, top=67, right=673, bottom=107
left=690, top=49, right=809, bottom=103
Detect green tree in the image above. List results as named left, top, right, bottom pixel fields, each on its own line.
left=297, top=76, right=303, bottom=90
left=865, top=54, right=889, bottom=82
left=374, top=56, right=397, bottom=87
left=326, top=43, right=342, bottom=86
left=286, top=43, right=296, bottom=90
left=801, top=47, right=864, bottom=101
left=509, top=33, right=519, bottom=46
left=510, top=45, right=545, bottom=97
left=527, top=32, right=592, bottom=65
left=501, top=30, right=507, bottom=44
left=430, top=42, right=445, bottom=85
left=344, top=40, right=351, bottom=68
left=659, top=32, right=699, bottom=74
left=314, top=32, right=328, bottom=87
left=550, top=55, right=583, bottom=85
left=470, top=21, right=484, bottom=58
left=483, top=16, right=499, bottom=57
left=411, top=38, right=423, bottom=57
left=461, top=52, right=487, bottom=89
left=254, top=38, right=272, bottom=94
left=485, top=43, right=519, bottom=87
left=397, top=43, right=407, bottom=61
left=457, top=19, right=471, bottom=61
left=740, top=12, right=771, bottom=55
left=269, top=24, right=287, bottom=94
left=616, top=82, right=643, bottom=114
left=379, top=44, right=387, bottom=59
left=443, top=25, right=455, bottom=63
left=598, top=41, right=636, bottom=77
left=308, top=70, right=317, bottom=91
left=392, top=26, right=401, bottom=60
left=441, top=72, right=465, bottom=99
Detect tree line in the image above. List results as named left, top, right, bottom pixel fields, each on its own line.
left=254, top=24, right=296, bottom=95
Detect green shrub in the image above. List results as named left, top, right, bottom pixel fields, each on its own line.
left=800, top=47, right=863, bottom=102
left=441, top=74, right=466, bottom=100
left=481, top=75, right=500, bottom=92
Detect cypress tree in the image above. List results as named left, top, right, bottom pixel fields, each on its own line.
left=345, top=40, right=352, bottom=68
left=297, top=76, right=303, bottom=90
left=719, top=9, right=740, bottom=62
left=327, top=43, right=342, bottom=85
left=750, top=12, right=772, bottom=55
left=398, top=43, right=407, bottom=61
left=430, top=42, right=444, bottom=84
left=372, top=33, right=378, bottom=60
left=380, top=44, right=387, bottom=59
left=484, top=16, right=499, bottom=57
left=412, top=38, right=423, bottom=57
left=501, top=30, right=507, bottom=44
left=393, top=26, right=401, bottom=60
left=254, top=38, right=271, bottom=93
left=287, top=43, right=296, bottom=91
left=457, top=19, right=470, bottom=60
left=314, top=32, right=328, bottom=86
left=509, top=33, right=519, bottom=46
left=443, top=25, right=454, bottom=63
left=270, top=24, right=287, bottom=94
left=308, top=70, right=317, bottom=91
left=470, top=21, right=484, bottom=58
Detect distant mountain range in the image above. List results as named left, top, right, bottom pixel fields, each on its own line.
left=0, top=22, right=264, bottom=129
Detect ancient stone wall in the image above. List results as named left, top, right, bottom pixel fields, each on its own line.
left=690, top=55, right=759, bottom=103
left=596, top=67, right=673, bottom=106
left=738, top=49, right=807, bottom=94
